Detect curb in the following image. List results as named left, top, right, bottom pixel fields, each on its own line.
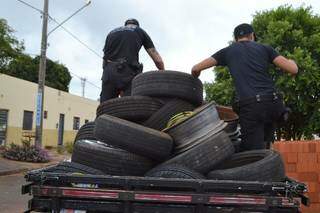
left=0, top=168, right=30, bottom=176
left=0, top=161, right=62, bottom=176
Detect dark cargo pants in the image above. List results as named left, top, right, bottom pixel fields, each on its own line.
left=100, top=62, right=136, bottom=103
left=100, top=81, right=131, bottom=103
left=239, top=97, right=285, bottom=151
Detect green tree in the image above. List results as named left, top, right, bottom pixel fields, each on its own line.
left=205, top=5, right=320, bottom=140
left=0, top=18, right=72, bottom=92
left=204, top=67, right=235, bottom=106
left=44, top=57, right=72, bottom=92
left=0, top=18, right=24, bottom=71
left=6, top=55, right=72, bottom=92
left=4, top=54, right=38, bottom=82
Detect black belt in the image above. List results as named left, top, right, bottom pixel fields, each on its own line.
left=106, top=59, right=127, bottom=64
left=238, top=92, right=282, bottom=107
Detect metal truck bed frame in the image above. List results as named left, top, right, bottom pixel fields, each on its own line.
left=23, top=166, right=309, bottom=213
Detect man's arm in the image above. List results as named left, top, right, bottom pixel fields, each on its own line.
left=273, top=56, right=298, bottom=75
left=191, top=57, right=217, bottom=77
left=146, top=48, right=165, bottom=70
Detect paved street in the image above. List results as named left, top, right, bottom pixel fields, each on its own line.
left=0, top=150, right=70, bottom=212
left=0, top=173, right=30, bottom=213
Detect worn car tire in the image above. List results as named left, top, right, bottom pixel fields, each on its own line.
left=71, top=140, right=154, bottom=176
left=143, top=99, right=196, bottom=130
left=45, top=161, right=105, bottom=175
left=232, top=138, right=242, bottom=153
left=132, top=71, right=203, bottom=106
left=74, top=122, right=96, bottom=142
left=207, top=149, right=285, bottom=182
left=145, top=164, right=205, bottom=179
left=162, top=131, right=234, bottom=174
left=164, top=102, right=226, bottom=153
left=94, top=115, right=173, bottom=161
left=216, top=105, right=239, bottom=134
left=96, top=96, right=163, bottom=122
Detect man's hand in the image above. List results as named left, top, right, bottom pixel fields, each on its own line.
left=191, top=67, right=201, bottom=78
left=191, top=57, right=217, bottom=78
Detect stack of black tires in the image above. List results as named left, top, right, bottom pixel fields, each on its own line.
left=65, top=71, right=285, bottom=182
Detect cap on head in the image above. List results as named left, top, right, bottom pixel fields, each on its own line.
left=233, top=23, right=254, bottom=40
left=125, top=18, right=140, bottom=27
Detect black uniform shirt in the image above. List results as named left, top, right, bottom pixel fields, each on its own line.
left=212, top=41, right=279, bottom=100
left=103, top=25, right=155, bottom=65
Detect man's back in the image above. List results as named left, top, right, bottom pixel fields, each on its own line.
left=213, top=41, right=279, bottom=99
left=100, top=19, right=164, bottom=103
left=103, top=26, right=154, bottom=65
left=191, top=23, right=298, bottom=151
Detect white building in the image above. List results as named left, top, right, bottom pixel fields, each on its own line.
left=0, top=74, right=99, bottom=147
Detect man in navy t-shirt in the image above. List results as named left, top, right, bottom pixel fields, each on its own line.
left=101, top=19, right=165, bottom=102
left=191, top=23, right=298, bottom=151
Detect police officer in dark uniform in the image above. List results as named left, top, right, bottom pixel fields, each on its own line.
left=101, top=18, right=164, bottom=102
left=191, top=23, right=298, bottom=151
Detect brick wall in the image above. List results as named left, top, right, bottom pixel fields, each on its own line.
left=273, top=141, right=320, bottom=213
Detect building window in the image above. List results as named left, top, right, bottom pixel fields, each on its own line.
left=44, top=111, right=48, bottom=119
left=23, top=111, right=33, bottom=130
left=85, top=119, right=89, bottom=124
left=73, top=117, right=80, bottom=130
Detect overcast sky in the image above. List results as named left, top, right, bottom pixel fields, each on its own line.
left=2, top=0, right=319, bottom=100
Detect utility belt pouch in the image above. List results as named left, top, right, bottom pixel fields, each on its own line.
left=130, top=62, right=143, bottom=74
left=278, top=107, right=291, bottom=127
left=114, top=58, right=128, bottom=72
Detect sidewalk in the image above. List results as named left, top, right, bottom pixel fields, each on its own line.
left=0, top=150, right=71, bottom=176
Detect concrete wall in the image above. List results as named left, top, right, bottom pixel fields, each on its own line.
left=273, top=141, right=320, bottom=213
left=0, top=74, right=99, bottom=147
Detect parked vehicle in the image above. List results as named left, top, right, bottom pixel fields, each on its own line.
left=22, top=71, right=308, bottom=213
left=23, top=168, right=308, bottom=213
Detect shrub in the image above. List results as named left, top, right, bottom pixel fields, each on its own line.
left=56, top=145, right=65, bottom=154
left=64, top=141, right=74, bottom=154
left=2, top=140, right=50, bottom=163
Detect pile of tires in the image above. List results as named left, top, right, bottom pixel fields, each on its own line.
left=69, top=70, right=285, bottom=182
left=216, top=105, right=242, bottom=152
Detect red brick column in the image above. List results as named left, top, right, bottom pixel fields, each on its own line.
left=273, top=141, right=320, bottom=213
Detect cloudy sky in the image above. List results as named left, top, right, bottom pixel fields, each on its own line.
left=2, top=0, right=319, bottom=100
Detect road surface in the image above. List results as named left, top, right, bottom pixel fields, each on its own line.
left=0, top=173, right=30, bottom=213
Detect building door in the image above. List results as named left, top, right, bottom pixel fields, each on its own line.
left=0, top=109, right=8, bottom=146
left=58, top=114, right=65, bottom=146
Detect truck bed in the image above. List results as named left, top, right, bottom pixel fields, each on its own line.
left=23, top=166, right=308, bottom=213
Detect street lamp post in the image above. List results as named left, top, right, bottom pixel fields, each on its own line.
left=35, top=0, right=49, bottom=147
left=34, top=0, right=92, bottom=147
